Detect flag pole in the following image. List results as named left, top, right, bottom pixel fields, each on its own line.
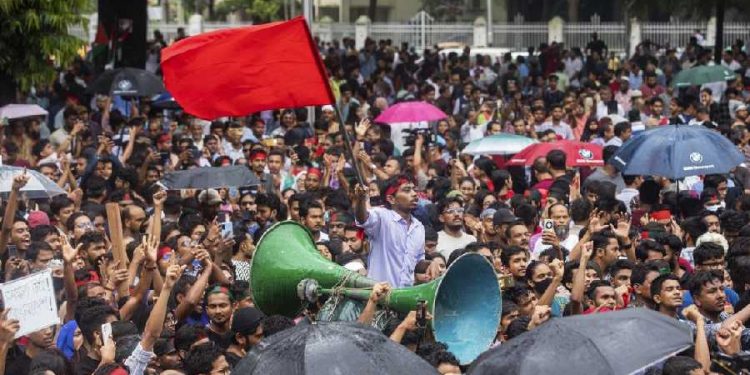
left=334, top=106, right=366, bottom=187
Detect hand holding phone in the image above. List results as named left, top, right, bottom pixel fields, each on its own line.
left=101, top=322, right=112, bottom=346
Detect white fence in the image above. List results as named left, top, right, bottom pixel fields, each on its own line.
left=69, top=13, right=750, bottom=54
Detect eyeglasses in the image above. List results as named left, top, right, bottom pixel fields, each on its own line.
left=75, top=222, right=93, bottom=229
left=444, top=208, right=464, bottom=215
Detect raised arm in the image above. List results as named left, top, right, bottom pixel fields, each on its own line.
left=358, top=282, right=390, bottom=325
left=0, top=172, right=29, bottom=255
left=570, top=242, right=593, bottom=315
left=141, top=257, right=184, bottom=351
left=353, top=184, right=371, bottom=224
left=61, top=237, right=81, bottom=322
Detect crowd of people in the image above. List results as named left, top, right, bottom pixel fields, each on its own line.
left=2, top=25, right=750, bottom=374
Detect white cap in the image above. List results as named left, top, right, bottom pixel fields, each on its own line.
left=321, top=105, right=335, bottom=112
left=343, top=261, right=365, bottom=272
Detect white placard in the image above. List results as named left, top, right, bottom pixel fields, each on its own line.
left=0, top=269, right=59, bottom=338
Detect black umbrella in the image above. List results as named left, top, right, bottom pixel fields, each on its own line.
left=88, top=68, right=165, bottom=97
left=160, top=166, right=260, bottom=190
left=233, top=321, right=438, bottom=375
left=468, top=308, right=692, bottom=375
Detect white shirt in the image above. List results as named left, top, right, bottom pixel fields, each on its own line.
left=616, top=187, right=639, bottom=212
left=531, top=233, right=579, bottom=260
left=437, top=230, right=477, bottom=259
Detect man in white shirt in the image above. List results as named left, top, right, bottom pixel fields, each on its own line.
left=596, top=87, right=625, bottom=120
left=617, top=175, right=642, bottom=212
left=538, top=104, right=574, bottom=140
left=436, top=197, right=476, bottom=259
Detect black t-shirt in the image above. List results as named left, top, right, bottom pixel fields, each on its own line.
left=226, top=351, right=243, bottom=368
left=74, top=354, right=101, bottom=375
left=207, top=328, right=233, bottom=351
left=5, top=345, right=31, bottom=375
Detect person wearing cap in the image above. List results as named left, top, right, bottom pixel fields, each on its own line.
left=436, top=197, right=476, bottom=259
left=732, top=104, right=748, bottom=128
left=615, top=76, right=634, bottom=112
left=478, top=208, right=498, bottom=243
left=225, top=307, right=265, bottom=367
left=492, top=208, right=519, bottom=245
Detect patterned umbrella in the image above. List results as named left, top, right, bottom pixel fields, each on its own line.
left=462, top=134, right=538, bottom=155
left=0, top=166, right=66, bottom=199
left=507, top=140, right=604, bottom=167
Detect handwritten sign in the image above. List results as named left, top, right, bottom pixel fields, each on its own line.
left=0, top=269, right=59, bottom=337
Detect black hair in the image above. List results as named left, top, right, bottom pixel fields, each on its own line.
left=50, top=195, right=75, bottom=217
left=607, top=259, right=634, bottom=279
left=28, top=348, right=73, bottom=375
left=688, top=270, right=724, bottom=298
left=569, top=199, right=592, bottom=223
left=505, top=316, right=531, bottom=339
left=255, top=193, right=281, bottom=217
left=635, top=239, right=665, bottom=262
left=630, top=263, right=663, bottom=286
left=174, top=324, right=207, bottom=352
left=693, top=242, right=725, bottom=266
left=79, top=231, right=106, bottom=253
left=25, top=241, right=53, bottom=262
left=262, top=315, right=295, bottom=338
left=546, top=150, right=566, bottom=170
left=680, top=217, right=707, bottom=243
left=650, top=273, right=681, bottom=302
left=75, top=298, right=118, bottom=344
left=299, top=200, right=324, bottom=219
left=721, top=210, right=747, bottom=234
left=30, top=224, right=57, bottom=242
left=500, top=246, right=527, bottom=269
left=662, top=356, right=701, bottom=375
left=591, top=230, right=617, bottom=252
left=183, top=343, right=224, bottom=375
left=437, top=196, right=464, bottom=215
left=585, top=279, right=612, bottom=301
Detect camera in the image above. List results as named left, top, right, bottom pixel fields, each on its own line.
left=402, top=128, right=435, bottom=148
left=543, top=219, right=554, bottom=231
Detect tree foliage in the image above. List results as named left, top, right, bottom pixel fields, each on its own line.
left=0, top=0, right=88, bottom=91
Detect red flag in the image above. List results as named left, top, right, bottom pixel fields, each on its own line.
left=161, top=17, right=334, bottom=119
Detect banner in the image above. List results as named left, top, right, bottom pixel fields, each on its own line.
left=0, top=269, right=59, bottom=338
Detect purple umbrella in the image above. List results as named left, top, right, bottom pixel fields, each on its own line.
left=374, top=101, right=447, bottom=123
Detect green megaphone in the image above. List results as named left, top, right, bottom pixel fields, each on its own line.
left=250, top=221, right=502, bottom=364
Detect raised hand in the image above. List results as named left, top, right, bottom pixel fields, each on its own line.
left=581, top=241, right=594, bottom=261
left=369, top=282, right=391, bottom=304
left=152, top=190, right=167, bottom=208
left=0, top=310, right=20, bottom=345
left=11, top=170, right=30, bottom=191
left=61, top=236, right=81, bottom=264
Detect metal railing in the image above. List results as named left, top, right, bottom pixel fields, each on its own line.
left=69, top=15, right=749, bottom=53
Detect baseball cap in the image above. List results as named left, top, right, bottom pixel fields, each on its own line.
left=198, top=189, right=222, bottom=205
left=480, top=208, right=497, bottom=220
left=492, top=208, right=518, bottom=226
left=231, top=307, right=266, bottom=336
left=736, top=104, right=748, bottom=113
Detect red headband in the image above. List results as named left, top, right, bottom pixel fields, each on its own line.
left=355, top=228, right=365, bottom=241
left=250, top=151, right=267, bottom=161
left=651, top=210, right=672, bottom=221
left=384, top=177, right=411, bottom=197
left=307, top=168, right=322, bottom=178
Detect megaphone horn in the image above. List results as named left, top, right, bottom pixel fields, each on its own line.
left=251, top=221, right=502, bottom=364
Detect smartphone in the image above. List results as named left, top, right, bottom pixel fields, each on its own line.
left=542, top=219, right=554, bottom=231
left=416, top=300, right=427, bottom=328
left=6, top=245, right=17, bottom=258
left=101, top=322, right=112, bottom=346
left=159, top=151, right=170, bottom=165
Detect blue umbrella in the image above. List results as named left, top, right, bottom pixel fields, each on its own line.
left=610, top=124, right=744, bottom=179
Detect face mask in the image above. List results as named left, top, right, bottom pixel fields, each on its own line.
left=533, top=277, right=553, bottom=295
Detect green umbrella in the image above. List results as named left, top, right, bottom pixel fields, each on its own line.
left=462, top=133, right=538, bottom=155
left=672, top=65, right=737, bottom=88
